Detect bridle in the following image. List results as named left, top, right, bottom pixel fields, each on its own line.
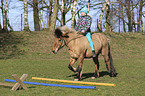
left=58, top=38, right=65, bottom=49
left=58, top=35, right=84, bottom=50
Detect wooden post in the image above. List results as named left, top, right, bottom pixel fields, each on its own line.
left=11, top=74, right=28, bottom=91
left=0, top=74, right=28, bottom=91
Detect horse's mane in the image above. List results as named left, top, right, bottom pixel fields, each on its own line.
left=55, top=26, right=78, bottom=38
left=60, top=26, right=77, bottom=34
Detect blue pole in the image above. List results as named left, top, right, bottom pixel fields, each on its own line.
left=4, top=79, right=96, bottom=89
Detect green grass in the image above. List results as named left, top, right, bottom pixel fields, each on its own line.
left=0, top=58, right=145, bottom=96
left=0, top=31, right=145, bottom=96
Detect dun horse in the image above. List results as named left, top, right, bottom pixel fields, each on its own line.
left=52, top=26, right=116, bottom=80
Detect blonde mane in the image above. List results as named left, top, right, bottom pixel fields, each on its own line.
left=60, top=26, right=77, bottom=34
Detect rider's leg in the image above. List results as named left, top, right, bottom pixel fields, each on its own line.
left=86, top=32, right=96, bottom=57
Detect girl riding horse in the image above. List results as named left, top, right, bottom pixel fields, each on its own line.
left=74, top=6, right=96, bottom=57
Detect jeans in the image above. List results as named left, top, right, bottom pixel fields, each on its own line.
left=85, top=32, right=95, bottom=51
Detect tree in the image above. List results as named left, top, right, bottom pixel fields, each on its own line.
left=19, top=0, right=40, bottom=31
left=98, top=1, right=106, bottom=32
left=138, top=0, right=143, bottom=33
left=48, top=0, right=53, bottom=29
left=23, top=0, right=30, bottom=31
left=0, top=0, right=13, bottom=32
left=49, top=0, right=59, bottom=32
left=56, top=0, right=72, bottom=27
left=71, top=0, right=78, bottom=29
left=61, top=0, right=66, bottom=26
left=44, top=0, right=53, bottom=30
left=105, top=0, right=111, bottom=32
left=0, top=23, right=2, bottom=32
left=33, top=0, right=40, bottom=31
left=1, top=0, right=8, bottom=31
left=0, top=9, right=2, bottom=32
left=6, top=0, right=13, bottom=31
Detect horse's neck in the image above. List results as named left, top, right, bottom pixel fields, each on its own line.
left=65, top=33, right=81, bottom=48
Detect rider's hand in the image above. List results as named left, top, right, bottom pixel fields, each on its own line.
left=76, top=31, right=79, bottom=33
left=81, top=30, right=85, bottom=34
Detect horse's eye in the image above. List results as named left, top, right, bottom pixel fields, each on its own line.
left=58, top=40, right=61, bottom=41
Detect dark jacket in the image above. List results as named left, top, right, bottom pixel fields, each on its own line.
left=74, top=15, right=92, bottom=32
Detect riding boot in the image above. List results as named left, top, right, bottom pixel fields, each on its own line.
left=92, top=51, right=96, bottom=57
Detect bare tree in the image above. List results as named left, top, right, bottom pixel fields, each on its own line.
left=49, top=0, right=59, bottom=32
left=71, top=0, right=78, bottom=29
left=1, top=0, right=8, bottom=31
left=98, top=2, right=106, bottom=32
left=5, top=0, right=13, bottom=31
left=138, top=0, right=143, bottom=33
left=23, top=0, right=30, bottom=31
left=56, top=0, right=72, bottom=27
left=33, top=0, right=40, bottom=31
left=47, top=0, right=53, bottom=29
left=0, top=23, right=2, bottom=32
left=105, top=0, right=111, bottom=32
left=61, top=0, right=66, bottom=26
left=0, top=4, right=2, bottom=32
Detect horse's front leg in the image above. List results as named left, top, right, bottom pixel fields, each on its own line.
left=75, top=53, right=84, bottom=81
left=68, top=58, right=77, bottom=72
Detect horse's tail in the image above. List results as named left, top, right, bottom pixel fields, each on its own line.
left=108, top=43, right=116, bottom=76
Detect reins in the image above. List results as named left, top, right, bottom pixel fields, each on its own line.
left=66, top=35, right=84, bottom=45
left=59, top=33, right=108, bottom=50
left=59, top=38, right=66, bottom=49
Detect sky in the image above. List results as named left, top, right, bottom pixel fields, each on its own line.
left=0, top=0, right=145, bottom=32
left=0, top=0, right=103, bottom=31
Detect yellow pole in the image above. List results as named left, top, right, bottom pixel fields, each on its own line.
left=32, top=77, right=116, bottom=86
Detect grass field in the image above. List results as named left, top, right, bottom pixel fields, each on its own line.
left=0, top=31, right=145, bottom=96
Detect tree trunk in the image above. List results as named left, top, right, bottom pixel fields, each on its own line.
left=105, top=0, right=111, bottom=32
left=0, top=23, right=2, bottom=32
left=39, top=3, right=42, bottom=30
left=33, top=0, right=40, bottom=31
left=23, top=0, right=30, bottom=31
left=5, top=0, right=13, bottom=32
left=119, top=3, right=121, bottom=33
left=1, top=0, right=8, bottom=31
left=131, top=0, right=136, bottom=32
left=71, top=0, right=78, bottom=29
left=88, top=0, right=90, bottom=14
left=139, top=0, right=143, bottom=33
left=47, top=8, right=49, bottom=29
left=126, top=0, right=132, bottom=32
left=47, top=0, right=53, bottom=29
left=49, top=0, right=59, bottom=32
left=98, top=2, right=106, bottom=32
left=61, top=0, right=66, bottom=26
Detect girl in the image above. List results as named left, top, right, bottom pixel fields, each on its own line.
left=74, top=6, right=96, bottom=57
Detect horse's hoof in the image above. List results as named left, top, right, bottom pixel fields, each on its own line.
left=91, top=77, right=95, bottom=79
left=73, top=68, right=77, bottom=72
left=74, top=79, right=79, bottom=81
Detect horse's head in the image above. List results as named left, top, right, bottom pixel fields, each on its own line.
left=52, top=28, right=66, bottom=54
left=52, top=26, right=77, bottom=54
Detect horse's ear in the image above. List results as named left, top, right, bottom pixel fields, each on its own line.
left=61, top=31, right=68, bottom=37
left=55, top=28, right=62, bottom=38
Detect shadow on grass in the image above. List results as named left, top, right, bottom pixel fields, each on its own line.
left=0, top=86, right=36, bottom=90
left=0, top=32, right=25, bottom=59
left=68, top=71, right=118, bottom=80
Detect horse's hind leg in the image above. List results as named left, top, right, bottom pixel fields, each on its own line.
left=102, top=45, right=111, bottom=73
left=92, top=57, right=100, bottom=78
left=68, top=58, right=77, bottom=72
left=102, top=53, right=111, bottom=74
